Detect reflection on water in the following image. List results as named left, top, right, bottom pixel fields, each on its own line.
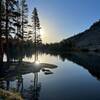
left=0, top=61, right=57, bottom=100
left=59, top=52, right=100, bottom=80
left=0, top=52, right=100, bottom=99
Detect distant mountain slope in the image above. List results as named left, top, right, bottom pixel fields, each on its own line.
left=66, top=20, right=100, bottom=50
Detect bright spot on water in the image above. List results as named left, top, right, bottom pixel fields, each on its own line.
left=35, top=60, right=40, bottom=65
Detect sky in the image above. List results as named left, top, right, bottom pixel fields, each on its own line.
left=27, top=0, right=100, bottom=43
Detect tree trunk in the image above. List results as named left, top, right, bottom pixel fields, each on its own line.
left=5, top=0, right=9, bottom=62
left=0, top=0, right=3, bottom=62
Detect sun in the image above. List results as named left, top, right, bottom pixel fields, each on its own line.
left=40, top=28, right=45, bottom=36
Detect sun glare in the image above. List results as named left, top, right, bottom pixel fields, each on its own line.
left=40, top=28, right=45, bottom=35
left=35, top=60, right=40, bottom=65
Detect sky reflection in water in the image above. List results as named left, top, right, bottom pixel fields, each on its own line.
left=1, top=53, right=100, bottom=100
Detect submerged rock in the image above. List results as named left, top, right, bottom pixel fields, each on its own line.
left=44, top=70, right=53, bottom=75
left=0, top=61, right=58, bottom=81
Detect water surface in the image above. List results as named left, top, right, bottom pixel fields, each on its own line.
left=0, top=52, right=100, bottom=100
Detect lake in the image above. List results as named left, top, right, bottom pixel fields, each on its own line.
left=0, top=52, right=100, bottom=100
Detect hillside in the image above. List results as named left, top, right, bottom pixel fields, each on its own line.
left=65, top=20, right=100, bottom=50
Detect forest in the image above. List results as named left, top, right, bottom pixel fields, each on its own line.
left=0, top=0, right=42, bottom=62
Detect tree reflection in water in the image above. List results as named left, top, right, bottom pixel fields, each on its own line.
left=0, top=50, right=57, bottom=99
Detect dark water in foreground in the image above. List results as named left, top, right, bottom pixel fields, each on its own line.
left=0, top=52, right=100, bottom=100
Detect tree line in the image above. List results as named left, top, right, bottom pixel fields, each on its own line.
left=0, top=0, right=42, bottom=62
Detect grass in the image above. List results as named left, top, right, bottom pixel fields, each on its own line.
left=0, top=89, right=23, bottom=100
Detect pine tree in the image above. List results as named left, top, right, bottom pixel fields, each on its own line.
left=13, top=0, right=21, bottom=40
left=4, top=0, right=21, bottom=61
left=0, top=0, right=5, bottom=62
left=32, top=8, right=41, bottom=44
left=20, top=0, right=28, bottom=40
left=32, top=8, right=42, bottom=61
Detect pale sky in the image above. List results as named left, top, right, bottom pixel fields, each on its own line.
left=27, top=0, right=100, bottom=43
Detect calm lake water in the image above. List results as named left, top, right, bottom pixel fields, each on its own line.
left=0, top=52, right=100, bottom=100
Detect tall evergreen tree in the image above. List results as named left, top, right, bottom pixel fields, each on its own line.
left=32, top=8, right=42, bottom=61
left=20, top=0, right=28, bottom=40
left=0, top=0, right=5, bottom=62
left=13, top=0, right=21, bottom=39
left=32, top=8, right=41, bottom=44
left=4, top=0, right=21, bottom=61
